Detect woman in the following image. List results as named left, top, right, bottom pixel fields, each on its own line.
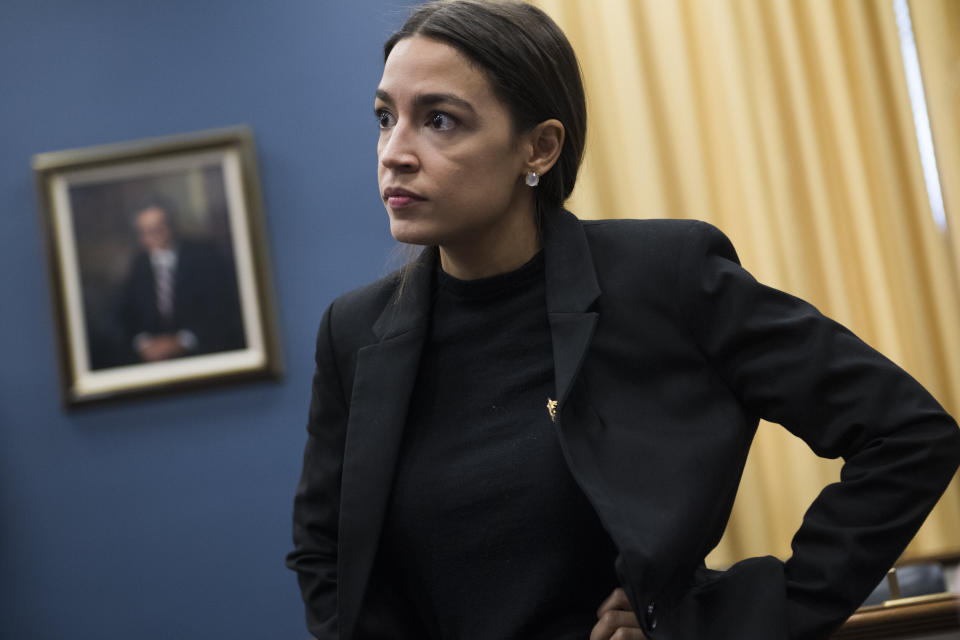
left=287, top=2, right=960, bottom=639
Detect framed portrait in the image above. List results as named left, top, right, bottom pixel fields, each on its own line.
left=33, top=126, right=282, bottom=406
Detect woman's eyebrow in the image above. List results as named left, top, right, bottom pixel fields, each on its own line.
left=414, top=93, right=476, bottom=113
left=375, top=89, right=475, bottom=114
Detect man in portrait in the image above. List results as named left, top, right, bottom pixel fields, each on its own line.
left=117, top=196, right=245, bottom=364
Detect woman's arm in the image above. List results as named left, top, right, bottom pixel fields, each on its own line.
left=679, top=221, right=960, bottom=639
left=286, top=304, right=350, bottom=639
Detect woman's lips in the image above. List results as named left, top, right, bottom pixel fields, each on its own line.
left=387, top=195, right=422, bottom=208
left=384, top=188, right=425, bottom=209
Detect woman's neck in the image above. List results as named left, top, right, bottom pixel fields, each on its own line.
left=438, top=209, right=540, bottom=280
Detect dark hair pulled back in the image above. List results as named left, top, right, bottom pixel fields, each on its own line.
left=384, top=0, right=587, bottom=212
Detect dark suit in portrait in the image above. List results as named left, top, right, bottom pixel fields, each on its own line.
left=109, top=201, right=245, bottom=366
left=117, top=238, right=245, bottom=364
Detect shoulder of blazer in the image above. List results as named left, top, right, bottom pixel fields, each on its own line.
left=578, top=217, right=741, bottom=285
left=580, top=217, right=733, bottom=257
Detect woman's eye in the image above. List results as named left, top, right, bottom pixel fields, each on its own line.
left=428, top=112, right=456, bottom=131
left=376, top=109, right=395, bottom=129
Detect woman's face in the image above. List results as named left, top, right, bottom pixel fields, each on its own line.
left=375, top=36, right=532, bottom=248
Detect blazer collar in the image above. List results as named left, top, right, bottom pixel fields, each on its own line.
left=541, top=207, right=602, bottom=314
left=541, top=209, right=602, bottom=409
left=372, top=246, right=438, bottom=340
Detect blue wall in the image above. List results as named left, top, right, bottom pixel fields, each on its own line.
left=0, top=1, right=411, bottom=637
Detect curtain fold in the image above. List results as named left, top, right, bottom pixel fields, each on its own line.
left=533, top=0, right=960, bottom=567
left=909, top=0, right=960, bottom=306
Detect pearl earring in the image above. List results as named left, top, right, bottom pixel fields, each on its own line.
left=525, top=171, right=540, bottom=187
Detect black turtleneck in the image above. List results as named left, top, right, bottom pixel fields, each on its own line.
left=379, top=251, right=620, bottom=639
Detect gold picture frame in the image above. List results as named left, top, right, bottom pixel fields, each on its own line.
left=33, top=126, right=282, bottom=406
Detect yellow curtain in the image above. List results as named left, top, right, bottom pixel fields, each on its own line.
left=909, top=0, right=960, bottom=290
left=531, top=0, right=960, bottom=567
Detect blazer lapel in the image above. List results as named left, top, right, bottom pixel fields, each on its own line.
left=337, top=248, right=437, bottom=640
left=543, top=209, right=602, bottom=411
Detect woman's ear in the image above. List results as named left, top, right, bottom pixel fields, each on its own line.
left=525, top=118, right=565, bottom=177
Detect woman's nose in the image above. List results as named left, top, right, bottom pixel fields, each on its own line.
left=378, top=121, right=420, bottom=172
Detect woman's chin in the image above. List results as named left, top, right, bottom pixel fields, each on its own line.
left=389, top=220, right=439, bottom=247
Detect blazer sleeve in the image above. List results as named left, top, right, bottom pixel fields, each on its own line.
left=677, top=221, right=960, bottom=639
left=286, top=304, right=349, bottom=639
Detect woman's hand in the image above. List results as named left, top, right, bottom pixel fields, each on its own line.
left=590, top=587, right=647, bottom=640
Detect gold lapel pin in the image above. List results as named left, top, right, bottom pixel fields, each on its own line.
left=546, top=398, right=558, bottom=423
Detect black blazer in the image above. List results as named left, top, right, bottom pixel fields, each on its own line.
left=288, top=209, right=960, bottom=640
